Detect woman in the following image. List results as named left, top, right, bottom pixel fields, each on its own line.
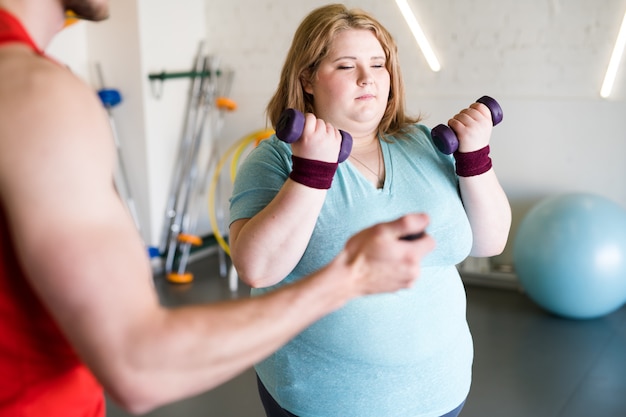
left=229, top=4, right=511, bottom=417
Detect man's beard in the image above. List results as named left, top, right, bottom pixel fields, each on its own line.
left=64, top=0, right=109, bottom=22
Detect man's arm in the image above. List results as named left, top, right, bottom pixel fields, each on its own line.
left=0, top=55, right=434, bottom=414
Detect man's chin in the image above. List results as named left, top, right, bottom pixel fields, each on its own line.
left=66, top=11, right=110, bottom=22
left=64, top=2, right=110, bottom=23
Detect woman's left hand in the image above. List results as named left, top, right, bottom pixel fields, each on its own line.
left=447, top=102, right=493, bottom=153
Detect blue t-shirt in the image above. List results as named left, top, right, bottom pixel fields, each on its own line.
left=230, top=124, right=473, bottom=417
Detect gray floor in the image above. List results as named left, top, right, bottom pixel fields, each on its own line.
left=106, top=251, right=626, bottom=417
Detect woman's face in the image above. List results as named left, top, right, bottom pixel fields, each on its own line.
left=303, top=29, right=390, bottom=136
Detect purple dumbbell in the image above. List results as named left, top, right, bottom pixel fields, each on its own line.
left=276, top=109, right=353, bottom=163
left=431, top=96, right=503, bottom=155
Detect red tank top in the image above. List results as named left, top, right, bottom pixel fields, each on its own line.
left=0, top=9, right=105, bottom=417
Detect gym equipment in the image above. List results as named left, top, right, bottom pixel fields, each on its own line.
left=148, top=69, right=227, bottom=99
left=513, top=193, right=626, bottom=320
left=207, top=128, right=275, bottom=292
left=275, top=109, right=353, bottom=163
left=96, top=70, right=139, bottom=232
left=156, top=43, right=236, bottom=284
left=431, top=96, right=503, bottom=155
left=96, top=64, right=159, bottom=262
left=97, top=89, right=121, bottom=107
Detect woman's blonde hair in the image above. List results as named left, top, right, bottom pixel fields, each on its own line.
left=266, top=4, right=420, bottom=138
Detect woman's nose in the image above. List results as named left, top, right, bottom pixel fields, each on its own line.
left=358, top=70, right=373, bottom=86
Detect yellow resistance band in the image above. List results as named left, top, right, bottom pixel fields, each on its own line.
left=208, top=128, right=275, bottom=256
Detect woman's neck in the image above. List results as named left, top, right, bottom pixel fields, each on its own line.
left=349, top=133, right=379, bottom=156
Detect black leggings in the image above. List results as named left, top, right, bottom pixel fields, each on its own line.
left=256, top=375, right=466, bottom=417
left=257, top=375, right=298, bottom=417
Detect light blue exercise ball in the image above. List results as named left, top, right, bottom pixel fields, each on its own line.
left=513, top=193, right=626, bottom=320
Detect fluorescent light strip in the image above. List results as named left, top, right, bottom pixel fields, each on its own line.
left=601, top=11, right=626, bottom=98
left=394, top=0, right=441, bottom=72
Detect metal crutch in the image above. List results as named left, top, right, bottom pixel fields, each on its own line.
left=163, top=58, right=213, bottom=283
left=167, top=57, right=236, bottom=284
left=158, top=42, right=208, bottom=257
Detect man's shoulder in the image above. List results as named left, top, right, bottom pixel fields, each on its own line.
left=4, top=45, right=84, bottom=86
left=0, top=48, right=107, bottom=169
left=0, top=49, right=96, bottom=126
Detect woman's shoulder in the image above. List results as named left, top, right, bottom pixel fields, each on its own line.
left=245, top=135, right=292, bottom=161
left=235, top=135, right=294, bottom=182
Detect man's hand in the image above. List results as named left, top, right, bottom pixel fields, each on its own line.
left=341, top=213, right=435, bottom=296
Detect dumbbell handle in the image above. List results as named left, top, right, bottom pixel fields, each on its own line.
left=275, top=109, right=353, bottom=163
left=400, top=231, right=425, bottom=241
left=431, top=96, right=503, bottom=155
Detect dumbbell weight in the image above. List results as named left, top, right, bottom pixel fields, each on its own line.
left=275, top=109, right=353, bottom=163
left=431, top=96, right=503, bottom=155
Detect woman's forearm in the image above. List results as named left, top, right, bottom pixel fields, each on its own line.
left=459, top=169, right=512, bottom=257
left=230, top=179, right=327, bottom=287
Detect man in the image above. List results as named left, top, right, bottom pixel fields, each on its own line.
left=0, top=1, right=434, bottom=415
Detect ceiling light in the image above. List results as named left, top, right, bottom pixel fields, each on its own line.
left=394, top=0, right=441, bottom=72
left=600, top=11, right=626, bottom=98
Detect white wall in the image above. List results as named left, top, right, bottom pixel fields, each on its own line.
left=47, top=0, right=626, bottom=268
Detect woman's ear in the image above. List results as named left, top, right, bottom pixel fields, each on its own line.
left=301, top=76, right=314, bottom=95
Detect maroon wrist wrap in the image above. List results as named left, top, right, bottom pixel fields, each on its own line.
left=289, top=155, right=338, bottom=189
left=454, top=145, right=492, bottom=177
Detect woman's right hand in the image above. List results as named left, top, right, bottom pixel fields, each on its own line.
left=290, top=113, right=343, bottom=163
